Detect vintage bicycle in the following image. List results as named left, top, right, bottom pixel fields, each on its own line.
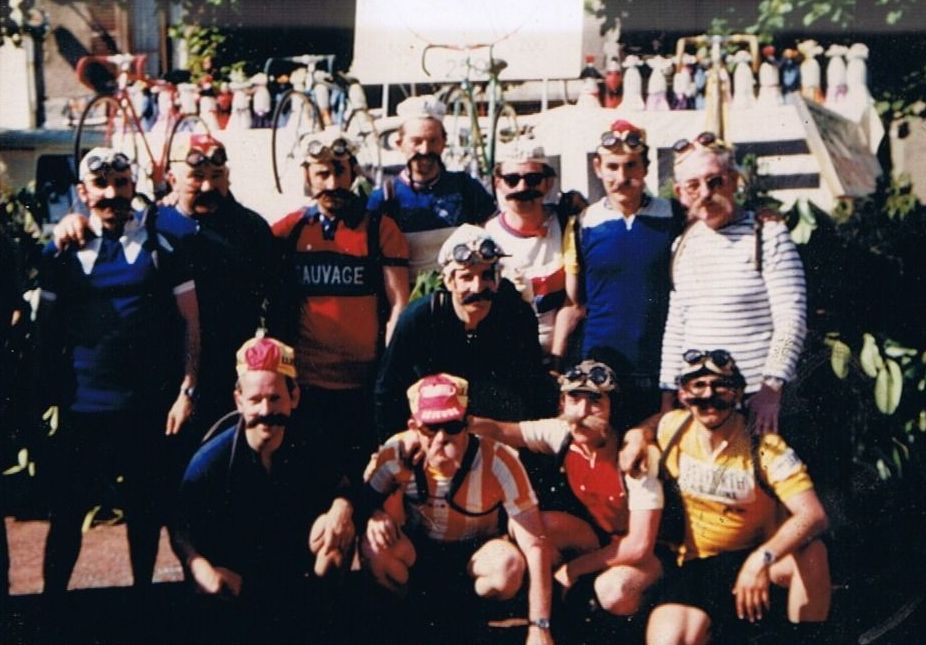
left=421, top=43, right=521, bottom=185
left=72, top=53, right=210, bottom=198
left=267, top=54, right=381, bottom=194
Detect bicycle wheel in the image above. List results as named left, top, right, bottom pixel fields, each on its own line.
left=442, top=87, right=480, bottom=178
left=271, top=90, right=322, bottom=194
left=74, top=95, right=146, bottom=183
left=345, top=107, right=382, bottom=187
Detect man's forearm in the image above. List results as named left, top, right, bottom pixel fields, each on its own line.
left=525, top=542, right=553, bottom=622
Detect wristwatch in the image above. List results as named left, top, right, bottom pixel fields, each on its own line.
left=760, top=548, right=776, bottom=567
left=529, top=618, right=551, bottom=630
left=181, top=386, right=198, bottom=400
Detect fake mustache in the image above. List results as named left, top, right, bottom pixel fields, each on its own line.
left=410, top=152, right=442, bottom=165
left=507, top=189, right=544, bottom=202
left=688, top=395, right=736, bottom=411
left=462, top=290, right=495, bottom=305
left=317, top=188, right=354, bottom=201
left=193, top=190, right=224, bottom=209
left=95, top=197, right=133, bottom=213
left=246, top=413, right=291, bottom=428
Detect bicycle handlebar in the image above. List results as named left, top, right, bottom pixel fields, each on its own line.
left=263, top=54, right=336, bottom=78
left=75, top=54, right=148, bottom=91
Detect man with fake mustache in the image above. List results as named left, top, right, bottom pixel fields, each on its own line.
left=52, top=134, right=274, bottom=437
left=375, top=225, right=553, bottom=442
left=366, top=95, right=496, bottom=278
left=658, top=132, right=807, bottom=434
left=37, top=147, right=200, bottom=592
left=484, top=145, right=567, bottom=362
left=559, top=120, right=685, bottom=429
left=171, top=335, right=355, bottom=642
left=270, top=132, right=409, bottom=488
left=646, top=349, right=830, bottom=644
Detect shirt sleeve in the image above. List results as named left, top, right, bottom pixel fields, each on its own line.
left=366, top=188, right=385, bottom=213
left=659, top=285, right=685, bottom=390
left=378, top=213, right=410, bottom=266
left=562, top=215, right=580, bottom=275
left=490, top=442, right=539, bottom=518
left=760, top=221, right=807, bottom=382
left=518, top=418, right=569, bottom=455
left=625, top=445, right=664, bottom=510
left=758, top=432, right=814, bottom=503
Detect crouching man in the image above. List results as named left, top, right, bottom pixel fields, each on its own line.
left=358, top=374, right=555, bottom=645
left=646, top=350, right=830, bottom=645
left=171, top=334, right=354, bottom=641
left=469, top=358, right=664, bottom=618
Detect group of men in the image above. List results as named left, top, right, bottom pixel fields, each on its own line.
left=31, top=92, right=830, bottom=644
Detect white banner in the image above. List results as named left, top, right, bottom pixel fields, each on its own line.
left=351, top=0, right=584, bottom=85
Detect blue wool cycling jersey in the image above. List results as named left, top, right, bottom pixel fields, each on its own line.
left=39, top=212, right=193, bottom=413
left=579, top=197, right=681, bottom=377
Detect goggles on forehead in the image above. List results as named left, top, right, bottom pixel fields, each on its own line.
left=672, top=131, right=732, bottom=164
left=180, top=146, right=228, bottom=168
left=678, top=349, right=744, bottom=386
left=560, top=361, right=617, bottom=394
left=450, top=237, right=506, bottom=266
left=85, top=152, right=132, bottom=175
left=303, top=137, right=355, bottom=162
left=600, top=128, right=646, bottom=151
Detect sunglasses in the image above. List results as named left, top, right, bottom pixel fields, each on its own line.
left=418, top=420, right=467, bottom=436
left=562, top=362, right=617, bottom=392
left=305, top=137, right=353, bottom=159
left=498, top=172, right=546, bottom=189
left=85, top=152, right=131, bottom=175
left=683, top=349, right=734, bottom=367
left=181, top=147, right=228, bottom=167
left=90, top=176, right=131, bottom=189
left=600, top=129, right=645, bottom=150
left=451, top=238, right=505, bottom=265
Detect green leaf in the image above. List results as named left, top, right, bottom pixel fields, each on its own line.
left=830, top=340, right=851, bottom=379
left=887, top=9, right=902, bottom=24
left=876, top=458, right=892, bottom=480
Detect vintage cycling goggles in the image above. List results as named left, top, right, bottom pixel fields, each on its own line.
left=498, top=172, right=547, bottom=189
left=559, top=360, right=617, bottom=394
left=418, top=420, right=468, bottom=436
left=181, top=146, right=228, bottom=167
left=672, top=131, right=732, bottom=163
left=303, top=137, right=355, bottom=162
left=678, top=349, right=744, bottom=386
left=85, top=152, right=132, bottom=176
left=449, top=237, right=507, bottom=266
left=599, top=128, right=646, bottom=151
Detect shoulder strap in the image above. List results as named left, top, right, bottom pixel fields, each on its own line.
left=286, top=208, right=312, bottom=249
left=657, top=411, right=694, bottom=478
left=380, top=177, right=399, bottom=219
left=554, top=431, right=574, bottom=472
left=411, top=433, right=481, bottom=504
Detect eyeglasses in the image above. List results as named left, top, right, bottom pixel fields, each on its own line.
left=85, top=152, right=131, bottom=175
left=180, top=147, right=228, bottom=167
left=679, top=173, right=728, bottom=196
left=600, top=129, right=645, bottom=150
left=451, top=238, right=505, bottom=265
left=418, top=420, right=467, bottom=436
left=304, top=137, right=354, bottom=160
left=561, top=361, right=617, bottom=393
left=683, top=349, right=734, bottom=368
left=684, top=377, right=738, bottom=396
left=91, top=176, right=131, bottom=189
left=498, top=172, right=546, bottom=189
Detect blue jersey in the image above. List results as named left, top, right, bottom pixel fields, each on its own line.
left=39, top=211, right=194, bottom=413
left=578, top=197, right=681, bottom=377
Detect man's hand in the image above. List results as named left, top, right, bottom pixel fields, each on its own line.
left=526, top=624, right=555, bottom=645
left=747, top=384, right=782, bottom=435
left=189, top=556, right=242, bottom=598
left=365, top=509, right=400, bottom=551
left=318, top=498, right=356, bottom=554
left=158, top=190, right=179, bottom=207
left=732, top=551, right=772, bottom=622
left=53, top=213, right=91, bottom=250
left=166, top=393, right=194, bottom=435
left=397, top=423, right=424, bottom=466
